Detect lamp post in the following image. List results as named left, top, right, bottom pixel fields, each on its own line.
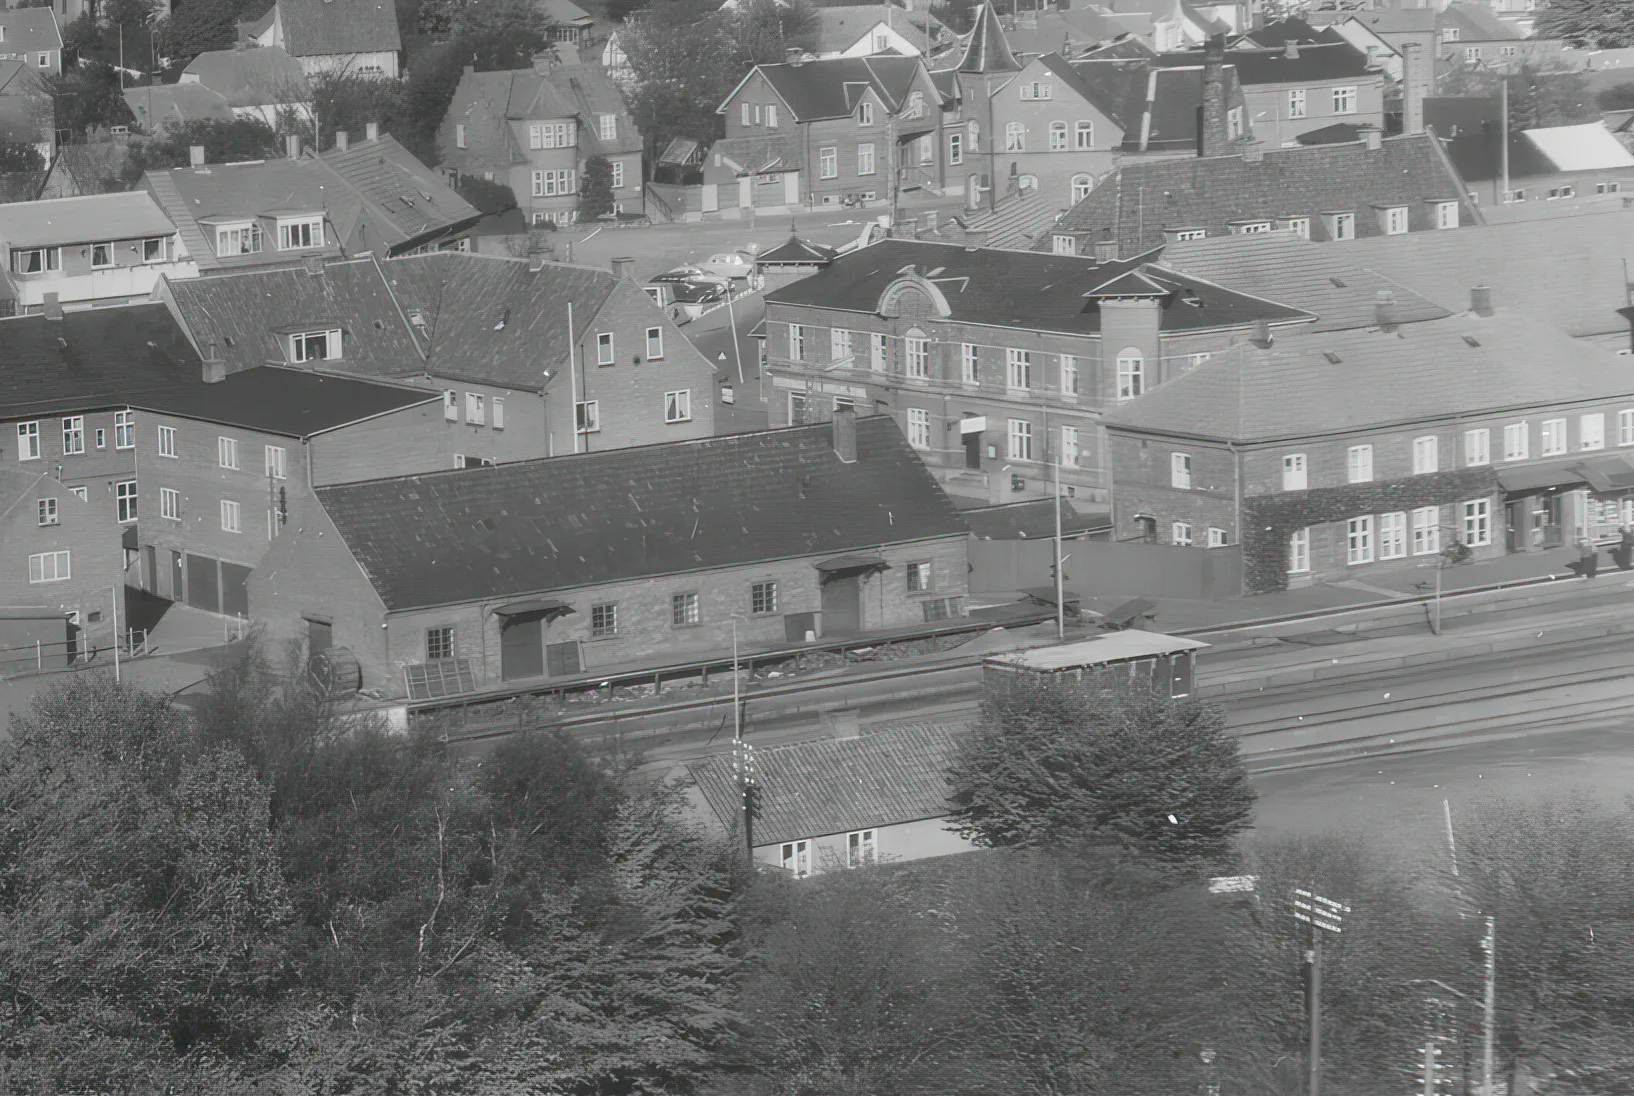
left=1415, top=527, right=1473, bottom=636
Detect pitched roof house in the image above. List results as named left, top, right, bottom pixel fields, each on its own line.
left=0, top=191, right=194, bottom=313
left=0, top=8, right=63, bottom=76
left=240, top=0, right=402, bottom=78
left=1427, top=98, right=1634, bottom=206
left=812, top=5, right=952, bottom=59
left=180, top=46, right=313, bottom=127
left=124, top=83, right=237, bottom=135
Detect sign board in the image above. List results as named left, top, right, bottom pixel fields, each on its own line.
left=771, top=376, right=869, bottom=398
left=1292, top=888, right=1349, bottom=933
left=1208, top=874, right=1258, bottom=894
left=959, top=416, right=987, bottom=435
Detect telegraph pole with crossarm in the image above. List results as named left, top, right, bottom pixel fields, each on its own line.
left=1293, top=887, right=1349, bottom=1096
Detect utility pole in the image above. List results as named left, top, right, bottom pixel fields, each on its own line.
left=1043, top=397, right=1064, bottom=639
left=1482, top=916, right=1496, bottom=1096
left=1500, top=77, right=1510, bottom=205
left=1293, top=888, right=1348, bottom=1096
left=732, top=738, right=757, bottom=865
left=110, top=584, right=120, bottom=683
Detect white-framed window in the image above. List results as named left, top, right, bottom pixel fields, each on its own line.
left=1207, top=527, right=1228, bottom=548
left=765, top=104, right=778, bottom=129
left=91, top=241, right=114, bottom=268
left=1463, top=498, right=1491, bottom=546
left=492, top=398, right=504, bottom=430
left=277, top=215, right=324, bottom=251
left=1116, top=348, right=1143, bottom=400
left=1227, top=106, right=1245, bottom=139
left=576, top=400, right=600, bottom=433
left=145, top=237, right=169, bottom=262
left=1288, top=527, right=1310, bottom=573
left=819, top=146, right=838, bottom=179
left=1347, top=515, right=1374, bottom=564
left=1282, top=453, right=1307, bottom=491
left=1385, top=206, right=1409, bottom=235
left=28, top=549, right=69, bottom=583
left=60, top=416, right=83, bottom=455
left=664, top=389, right=691, bottom=423
left=532, top=169, right=575, bottom=196
left=1049, top=121, right=1068, bottom=150
left=857, top=143, right=876, bottom=175
left=114, top=410, right=134, bottom=449
left=1070, top=173, right=1093, bottom=203
left=870, top=333, right=887, bottom=371
left=1436, top=201, right=1459, bottom=229
left=949, top=132, right=963, bottom=165
left=1172, top=522, right=1193, bottom=546
left=1412, top=506, right=1440, bottom=555
left=960, top=343, right=978, bottom=384
left=1005, top=121, right=1025, bottom=152
left=829, top=328, right=852, bottom=364
left=1581, top=413, right=1605, bottom=451
left=443, top=390, right=458, bottom=421
left=160, top=487, right=181, bottom=521
left=455, top=122, right=466, bottom=148
left=781, top=840, right=811, bottom=878
left=291, top=329, right=340, bottom=362
left=904, top=333, right=928, bottom=379
left=220, top=499, right=241, bottom=533
left=1504, top=421, right=1528, bottom=461
left=1333, top=86, right=1357, bottom=114
left=95, top=428, right=105, bottom=450
left=1465, top=427, right=1490, bottom=466
left=1287, top=88, right=1307, bottom=118
left=1443, top=27, right=1460, bottom=42
left=906, top=559, right=933, bottom=592
left=1060, top=425, right=1079, bottom=468
left=599, top=114, right=617, bottom=140
left=215, top=221, right=264, bottom=256
left=157, top=424, right=176, bottom=458
left=740, top=102, right=751, bottom=126
left=218, top=435, right=239, bottom=470
left=1006, top=348, right=1031, bottom=390
left=646, top=326, right=664, bottom=359
left=111, top=479, right=135, bottom=522
left=69, top=486, right=85, bottom=501
left=16, top=420, right=38, bottom=460
left=265, top=445, right=286, bottom=480
left=528, top=121, right=575, bottom=148
left=1052, top=234, right=1076, bottom=255
left=12, top=247, right=59, bottom=274
left=788, top=324, right=805, bottom=362
left=1620, top=410, right=1634, bottom=446
left=1060, top=355, right=1079, bottom=396
left=1074, top=120, right=1093, bottom=149
left=1541, top=418, right=1566, bottom=456
left=611, top=161, right=624, bottom=189
left=1170, top=452, right=1192, bottom=489
left=1465, top=46, right=1480, bottom=62
left=1379, top=511, right=1407, bottom=560
left=1285, top=217, right=1311, bottom=239
left=1412, top=436, right=1438, bottom=474
left=465, top=392, right=485, bottom=425
left=37, top=497, right=56, bottom=525
left=597, top=331, right=615, bottom=365
left=1346, top=444, right=1373, bottom=484
left=858, top=100, right=874, bottom=126
left=1325, top=213, right=1355, bottom=240
left=751, top=580, right=778, bottom=615
left=906, top=407, right=931, bottom=449
left=847, top=829, right=877, bottom=868
left=1018, top=81, right=1052, bottom=100
left=1007, top=418, right=1033, bottom=461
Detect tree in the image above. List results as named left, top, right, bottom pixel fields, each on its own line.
left=119, top=117, right=282, bottom=187
left=307, top=70, right=413, bottom=151
left=930, top=0, right=975, bottom=35
left=945, top=676, right=1255, bottom=868
left=45, top=65, right=133, bottom=138
left=1597, top=80, right=1634, bottom=110
left=579, top=154, right=614, bottom=220
left=1438, top=62, right=1598, bottom=130
left=1536, top=0, right=1634, bottom=48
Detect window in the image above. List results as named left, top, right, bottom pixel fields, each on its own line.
left=961, top=343, right=978, bottom=384
left=1070, top=173, right=1093, bottom=203
left=1006, top=348, right=1031, bottom=390
left=95, top=428, right=105, bottom=450
left=1464, top=46, right=1480, bottom=62
left=1061, top=425, right=1079, bottom=468
left=28, top=550, right=69, bottom=583
left=858, top=100, right=874, bottom=126
left=870, top=333, right=887, bottom=371
left=591, top=603, right=618, bottom=637
left=781, top=840, right=810, bottom=878
left=1541, top=418, right=1566, bottom=456
left=60, top=416, right=83, bottom=455
left=527, top=121, right=575, bottom=148
left=1346, top=444, right=1373, bottom=483
left=905, top=333, right=928, bottom=378
left=1465, top=428, right=1490, bottom=466
left=1060, top=355, right=1079, bottom=396
left=1208, top=527, right=1228, bottom=548
left=12, top=247, right=59, bottom=273
left=1018, top=81, right=1052, bottom=100
left=1436, top=201, right=1459, bottom=229
left=948, top=132, right=963, bottom=165
left=455, top=123, right=466, bottom=148
left=157, top=424, right=176, bottom=458
left=671, top=591, right=699, bottom=626
left=1500, top=44, right=1517, bottom=56
left=1234, top=221, right=1273, bottom=235
left=37, top=497, right=56, bottom=525
left=1463, top=499, right=1491, bottom=546
left=1379, top=511, right=1406, bottom=560
left=1412, top=436, right=1438, bottom=474
left=1170, top=452, right=1192, bottom=489
left=1412, top=507, right=1440, bottom=555
left=1443, top=27, right=1460, bottom=41
left=857, top=143, right=875, bottom=175
left=1504, top=422, right=1528, bottom=461
left=847, top=829, right=876, bottom=868
left=1052, top=234, right=1076, bottom=255
left=1582, top=413, right=1605, bottom=450
left=493, top=399, right=505, bottom=429
left=218, top=499, right=240, bottom=533
left=114, top=410, right=133, bottom=449
left=741, top=102, right=751, bottom=126
left=160, top=487, right=180, bottom=520
left=277, top=216, right=323, bottom=250
left=1287, top=88, right=1307, bottom=118
left=1227, top=106, right=1244, bottom=139
left=906, top=407, right=931, bottom=449
left=1347, top=516, right=1374, bottom=564
left=819, top=146, right=838, bottom=179
left=465, top=392, right=485, bottom=425
left=426, top=626, right=455, bottom=661
left=218, top=436, right=239, bottom=470
left=751, top=581, right=778, bottom=614
left=575, top=400, right=600, bottom=433
left=1622, top=410, right=1634, bottom=446
left=611, top=161, right=624, bottom=189
left=788, top=324, right=805, bottom=361
left=1289, top=527, right=1310, bottom=573
left=664, top=389, right=691, bottom=423
left=831, top=328, right=852, bottom=363
left=599, top=114, right=617, bottom=140
left=1286, top=217, right=1311, bottom=239
left=1007, top=418, right=1033, bottom=461
left=1172, top=522, right=1193, bottom=546
left=1116, top=348, right=1143, bottom=400
left=647, top=327, right=663, bottom=359
left=1332, top=86, right=1357, bottom=114
left=788, top=391, right=809, bottom=424
left=1005, top=122, right=1025, bottom=152
left=532, top=169, right=576, bottom=196
left=16, top=421, right=37, bottom=460
left=1384, top=206, right=1409, bottom=235
left=1598, top=181, right=1621, bottom=195
left=443, top=390, right=459, bottom=421
left=765, top=105, right=778, bottom=129
left=143, top=238, right=166, bottom=263
left=968, top=119, right=979, bottom=151
left=596, top=332, right=615, bottom=365
left=1049, top=121, right=1068, bottom=151
left=291, top=329, right=340, bottom=362
left=69, top=486, right=85, bottom=501
left=1281, top=453, right=1308, bottom=491
left=217, top=222, right=264, bottom=256
left=91, top=242, right=113, bottom=268
left=1074, top=120, right=1094, bottom=149
left=1324, top=213, right=1355, bottom=240
left=906, top=560, right=933, bottom=592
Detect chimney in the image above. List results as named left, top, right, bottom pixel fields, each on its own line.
left=365, top=121, right=379, bottom=141
left=611, top=256, right=635, bottom=280
left=1251, top=319, right=1274, bottom=348
left=963, top=229, right=988, bottom=250
left=189, top=144, right=205, bottom=168
left=286, top=134, right=301, bottom=159
left=532, top=51, right=553, bottom=75
left=832, top=406, right=857, bottom=463
left=786, top=46, right=805, bottom=65
left=1284, top=39, right=1299, bottom=59
left=1199, top=33, right=1229, bottom=158
left=1374, top=289, right=1398, bottom=329
left=303, top=254, right=324, bottom=276
left=1401, top=42, right=1428, bottom=136
left=41, top=292, right=61, bottom=321
left=1094, top=233, right=1117, bottom=263
left=335, top=130, right=349, bottom=151
left=1363, top=126, right=1382, bottom=151
left=1471, top=285, right=1494, bottom=316
left=923, top=210, right=938, bottom=233
left=202, top=342, right=227, bottom=383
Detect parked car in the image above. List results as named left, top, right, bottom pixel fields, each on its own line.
left=653, top=265, right=729, bottom=289
left=697, top=252, right=754, bottom=280
left=664, top=280, right=726, bottom=304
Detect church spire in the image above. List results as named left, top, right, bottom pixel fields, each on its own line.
left=957, top=1, right=1020, bottom=74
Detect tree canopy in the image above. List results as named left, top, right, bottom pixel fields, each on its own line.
left=1536, top=0, right=1634, bottom=48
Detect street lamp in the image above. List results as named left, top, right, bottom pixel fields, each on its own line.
left=1414, top=527, right=1474, bottom=636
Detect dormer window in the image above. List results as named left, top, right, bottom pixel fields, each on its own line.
left=1322, top=212, right=1356, bottom=240
left=1379, top=205, right=1409, bottom=235
left=858, top=100, right=875, bottom=126
left=1230, top=220, right=1272, bottom=234
left=216, top=222, right=263, bottom=256
left=290, top=329, right=341, bottom=362
left=1052, top=234, right=1076, bottom=255
left=1435, top=200, right=1459, bottom=229
left=142, top=238, right=168, bottom=263
left=277, top=215, right=323, bottom=251
left=528, top=121, right=575, bottom=148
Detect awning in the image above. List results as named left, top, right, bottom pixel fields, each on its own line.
left=1578, top=453, right=1634, bottom=494
left=815, top=555, right=890, bottom=583
left=1495, top=460, right=1589, bottom=495
left=492, top=598, right=575, bottom=621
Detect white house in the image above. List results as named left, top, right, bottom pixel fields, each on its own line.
left=0, top=193, right=197, bottom=314
left=239, top=0, right=401, bottom=79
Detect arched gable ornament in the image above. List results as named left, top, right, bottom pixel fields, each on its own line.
left=876, top=272, right=953, bottom=319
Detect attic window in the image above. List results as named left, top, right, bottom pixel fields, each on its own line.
left=290, top=329, right=341, bottom=363
left=215, top=222, right=262, bottom=257
left=1462, top=335, right=1481, bottom=347
left=1322, top=351, right=1342, bottom=364
left=223, top=335, right=235, bottom=347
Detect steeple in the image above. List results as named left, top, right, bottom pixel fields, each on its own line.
left=957, top=1, right=1020, bottom=75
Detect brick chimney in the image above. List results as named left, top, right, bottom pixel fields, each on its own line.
left=1283, top=39, right=1299, bottom=60
left=189, top=144, right=205, bottom=167
left=1375, top=289, right=1397, bottom=329
left=335, top=130, right=349, bottom=151
left=832, top=405, right=857, bottom=463
left=1401, top=42, right=1428, bottom=135
left=1363, top=126, right=1382, bottom=151
left=365, top=121, right=379, bottom=141
left=42, top=292, right=61, bottom=321
left=1471, top=285, right=1494, bottom=316
left=304, top=254, right=324, bottom=276
left=202, top=341, right=227, bottom=383
left=611, top=256, right=635, bottom=280
left=1199, top=33, right=1229, bottom=158
left=963, top=229, right=989, bottom=250
left=1251, top=318, right=1274, bottom=348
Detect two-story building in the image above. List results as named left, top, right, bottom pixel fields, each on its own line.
left=1103, top=294, right=1634, bottom=593
left=811, top=4, right=953, bottom=59
left=1068, top=31, right=1253, bottom=157
left=238, top=0, right=402, bottom=78
left=1428, top=99, right=1634, bottom=208
left=0, top=467, right=125, bottom=651
left=0, top=192, right=195, bottom=314
left=0, top=8, right=62, bottom=76
left=247, top=413, right=971, bottom=700
left=180, top=45, right=314, bottom=128
left=761, top=236, right=1310, bottom=507
left=1436, top=2, right=1561, bottom=74
left=438, top=46, right=643, bottom=226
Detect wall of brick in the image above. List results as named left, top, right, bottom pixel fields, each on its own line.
left=4, top=409, right=136, bottom=485
left=751, top=816, right=972, bottom=874
left=0, top=471, right=127, bottom=629
left=1109, top=431, right=1240, bottom=543
left=1245, top=75, right=1387, bottom=149
left=308, top=396, right=529, bottom=483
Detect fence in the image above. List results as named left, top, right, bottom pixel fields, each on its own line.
left=0, top=626, right=149, bottom=677
left=968, top=537, right=1243, bottom=601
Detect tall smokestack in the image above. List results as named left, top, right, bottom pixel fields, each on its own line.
left=1401, top=42, right=1428, bottom=136
left=1199, top=33, right=1229, bottom=158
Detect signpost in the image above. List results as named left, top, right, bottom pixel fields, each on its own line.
left=1292, top=888, right=1349, bottom=1096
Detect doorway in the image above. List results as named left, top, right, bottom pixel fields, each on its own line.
left=964, top=430, right=982, bottom=469
left=500, top=617, right=544, bottom=680
left=821, top=575, right=862, bottom=635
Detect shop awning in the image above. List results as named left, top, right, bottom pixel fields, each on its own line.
left=815, top=555, right=890, bottom=582
left=1495, top=460, right=1589, bottom=494
left=492, top=598, right=574, bottom=620
left=1578, top=453, right=1634, bottom=494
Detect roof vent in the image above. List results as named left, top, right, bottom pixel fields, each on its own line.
left=1329, top=276, right=1347, bottom=287
left=1323, top=351, right=1342, bottom=364
left=1470, top=285, right=1494, bottom=316
left=1251, top=319, right=1273, bottom=348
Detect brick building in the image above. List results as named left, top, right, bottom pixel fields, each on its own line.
left=0, top=467, right=126, bottom=644
left=1428, top=99, right=1634, bottom=208
left=0, top=192, right=193, bottom=314
left=247, top=413, right=970, bottom=700
left=1102, top=295, right=1634, bottom=594
left=761, top=237, right=1309, bottom=507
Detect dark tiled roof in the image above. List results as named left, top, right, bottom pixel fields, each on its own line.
left=442, top=58, right=641, bottom=171
left=1439, top=2, right=1521, bottom=41
left=1157, top=40, right=1374, bottom=84
left=1103, top=310, right=1634, bottom=443
left=315, top=134, right=481, bottom=249
left=0, top=8, right=60, bottom=54
left=1034, top=51, right=1124, bottom=122
left=141, top=366, right=435, bottom=437
left=271, top=0, right=401, bottom=57
left=687, top=724, right=964, bottom=845
left=753, top=55, right=925, bottom=120
left=1336, top=9, right=1437, bottom=34
left=955, top=186, right=1059, bottom=249
left=960, top=499, right=1109, bottom=539
left=124, top=83, right=236, bottom=131
left=999, top=10, right=1146, bottom=59
left=957, top=1, right=1020, bottom=73
left=1048, top=133, right=1478, bottom=255
left=767, top=238, right=1309, bottom=336
left=812, top=5, right=948, bottom=55
left=1295, top=122, right=1366, bottom=145
left=315, top=416, right=967, bottom=611
left=756, top=234, right=837, bottom=265
left=182, top=46, right=309, bottom=107
left=1236, top=16, right=1343, bottom=47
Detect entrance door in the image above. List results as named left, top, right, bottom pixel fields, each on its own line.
left=141, top=545, right=156, bottom=594
left=501, top=617, right=544, bottom=680
left=170, top=550, right=184, bottom=601
left=186, top=554, right=219, bottom=612
left=821, top=575, right=862, bottom=635
left=964, top=430, right=982, bottom=469
left=306, top=618, right=332, bottom=656
left=221, top=562, right=250, bottom=618
left=1506, top=500, right=1527, bottom=552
